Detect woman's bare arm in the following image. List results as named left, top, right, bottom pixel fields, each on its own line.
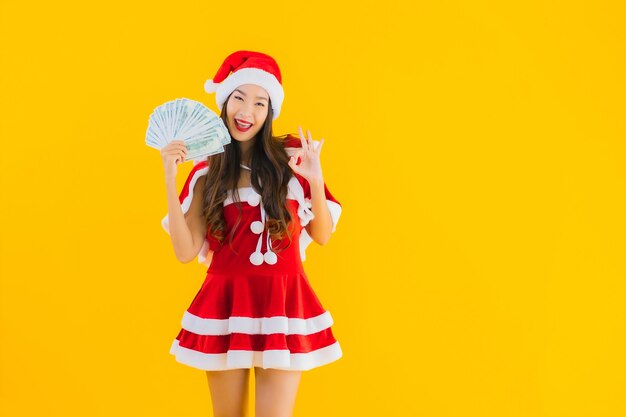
left=165, top=174, right=208, bottom=263
left=305, top=178, right=333, bottom=245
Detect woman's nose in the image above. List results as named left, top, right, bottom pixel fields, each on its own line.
left=238, top=105, right=255, bottom=117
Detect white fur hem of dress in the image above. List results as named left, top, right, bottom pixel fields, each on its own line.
left=169, top=339, right=343, bottom=371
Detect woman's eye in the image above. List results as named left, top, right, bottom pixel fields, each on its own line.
left=234, top=96, right=263, bottom=106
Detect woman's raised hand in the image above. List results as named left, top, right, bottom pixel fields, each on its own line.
left=287, top=126, right=325, bottom=184
left=161, top=139, right=188, bottom=180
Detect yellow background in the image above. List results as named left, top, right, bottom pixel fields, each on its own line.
left=1, top=1, right=625, bottom=416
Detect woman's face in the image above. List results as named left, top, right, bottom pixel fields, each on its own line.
left=225, top=83, right=270, bottom=143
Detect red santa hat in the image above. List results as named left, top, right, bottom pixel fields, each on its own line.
left=204, top=50, right=284, bottom=120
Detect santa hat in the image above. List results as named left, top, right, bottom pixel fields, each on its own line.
left=204, top=50, right=284, bottom=120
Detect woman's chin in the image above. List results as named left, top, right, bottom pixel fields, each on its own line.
left=230, top=130, right=259, bottom=142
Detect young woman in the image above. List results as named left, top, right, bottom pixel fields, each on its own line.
left=159, top=50, right=343, bottom=417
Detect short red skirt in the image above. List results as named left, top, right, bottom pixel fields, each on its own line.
left=169, top=270, right=343, bottom=371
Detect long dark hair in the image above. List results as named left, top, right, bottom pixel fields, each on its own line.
left=200, top=92, right=295, bottom=254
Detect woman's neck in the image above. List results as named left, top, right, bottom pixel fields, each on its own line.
left=239, top=139, right=254, bottom=166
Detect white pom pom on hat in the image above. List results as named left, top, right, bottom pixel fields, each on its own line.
left=204, top=79, right=219, bottom=93
left=204, top=50, right=284, bottom=120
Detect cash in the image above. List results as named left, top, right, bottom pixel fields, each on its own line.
left=145, top=98, right=230, bottom=162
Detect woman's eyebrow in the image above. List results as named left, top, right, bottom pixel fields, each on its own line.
left=234, top=88, right=269, bottom=101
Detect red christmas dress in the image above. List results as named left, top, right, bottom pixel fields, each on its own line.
left=162, top=136, right=343, bottom=371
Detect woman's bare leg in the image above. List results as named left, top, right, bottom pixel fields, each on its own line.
left=254, top=367, right=303, bottom=417
left=205, top=368, right=251, bottom=417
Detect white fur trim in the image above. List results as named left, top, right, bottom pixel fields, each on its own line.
left=299, top=230, right=314, bottom=261
left=327, top=200, right=342, bottom=233
left=223, top=184, right=305, bottom=206
left=284, top=171, right=342, bottom=257
left=197, top=240, right=213, bottom=266
left=170, top=339, right=343, bottom=371
left=162, top=168, right=339, bottom=264
left=222, top=180, right=315, bottom=229
left=213, top=67, right=284, bottom=120
left=180, top=310, right=334, bottom=336
left=287, top=176, right=315, bottom=226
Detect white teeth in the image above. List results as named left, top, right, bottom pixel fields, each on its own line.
left=236, top=120, right=252, bottom=128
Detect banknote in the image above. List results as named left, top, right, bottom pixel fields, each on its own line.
left=145, top=98, right=230, bottom=162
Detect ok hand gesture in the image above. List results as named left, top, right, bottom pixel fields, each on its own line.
left=287, top=126, right=325, bottom=184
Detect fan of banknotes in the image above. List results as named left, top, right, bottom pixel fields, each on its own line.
left=145, top=98, right=230, bottom=162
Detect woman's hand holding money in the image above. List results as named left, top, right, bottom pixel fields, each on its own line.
left=161, top=139, right=188, bottom=180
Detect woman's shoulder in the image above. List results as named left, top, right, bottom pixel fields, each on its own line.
left=282, top=133, right=303, bottom=148
left=190, top=158, right=210, bottom=170
left=178, top=159, right=209, bottom=201
left=277, top=134, right=305, bottom=183
left=276, top=133, right=303, bottom=152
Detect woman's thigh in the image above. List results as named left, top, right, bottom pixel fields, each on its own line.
left=205, top=368, right=251, bottom=417
left=254, top=367, right=303, bottom=417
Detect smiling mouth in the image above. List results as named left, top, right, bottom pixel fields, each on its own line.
left=234, top=119, right=253, bottom=131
